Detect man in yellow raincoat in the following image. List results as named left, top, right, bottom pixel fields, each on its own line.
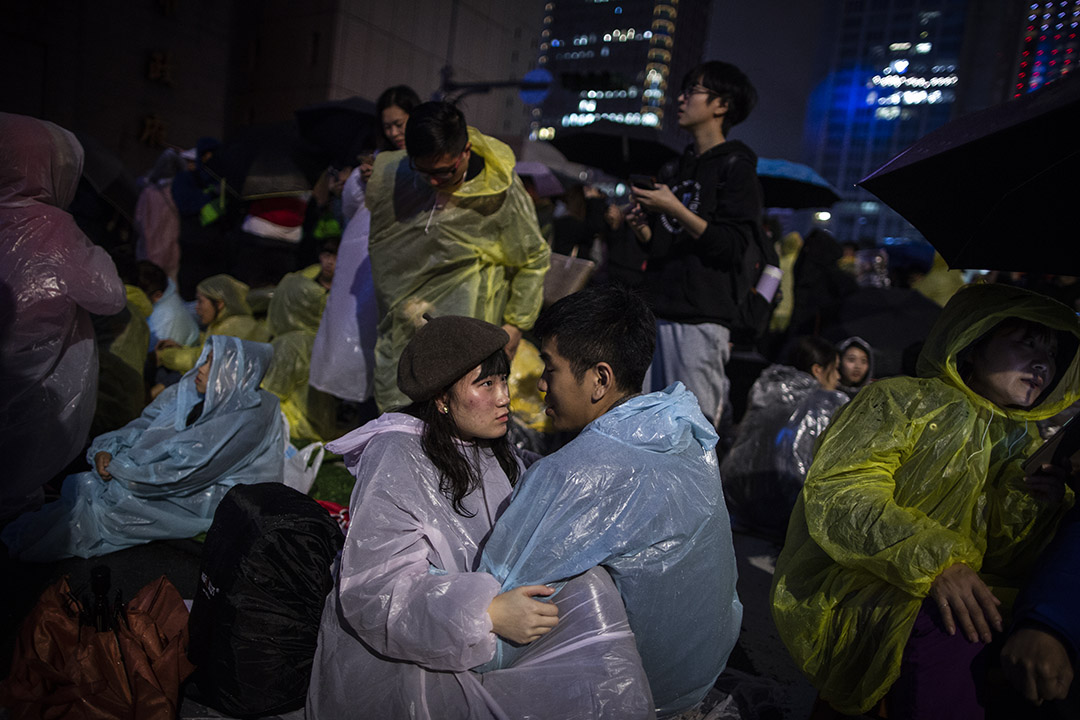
left=156, top=274, right=270, bottom=375
left=366, top=101, right=550, bottom=410
left=771, top=283, right=1079, bottom=718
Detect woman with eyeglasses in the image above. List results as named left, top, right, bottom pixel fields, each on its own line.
left=310, top=85, right=422, bottom=407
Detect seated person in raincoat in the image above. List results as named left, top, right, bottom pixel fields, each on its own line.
left=771, top=283, right=1080, bottom=719
left=480, top=285, right=743, bottom=718
left=720, top=335, right=849, bottom=541
left=262, top=246, right=336, bottom=443
left=366, top=101, right=550, bottom=410
left=136, top=259, right=199, bottom=349
left=308, top=315, right=652, bottom=720
left=0, top=112, right=126, bottom=522
left=2, top=335, right=285, bottom=561
left=155, top=273, right=270, bottom=375
left=91, top=274, right=154, bottom=438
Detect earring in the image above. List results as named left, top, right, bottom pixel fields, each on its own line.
left=440, top=405, right=449, bottom=415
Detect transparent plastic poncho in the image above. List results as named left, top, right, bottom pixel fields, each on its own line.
left=0, top=112, right=126, bottom=521
left=365, top=128, right=550, bottom=410
left=720, top=364, right=848, bottom=540
left=308, top=414, right=653, bottom=720
left=263, top=265, right=335, bottom=443
left=481, top=384, right=742, bottom=717
left=309, top=167, right=379, bottom=402
left=772, top=283, right=1080, bottom=714
left=2, top=336, right=285, bottom=560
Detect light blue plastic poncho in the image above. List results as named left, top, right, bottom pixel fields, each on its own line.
left=2, top=335, right=285, bottom=561
left=481, top=383, right=742, bottom=717
left=307, top=414, right=654, bottom=720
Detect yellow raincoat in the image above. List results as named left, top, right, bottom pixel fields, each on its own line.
left=771, top=283, right=1080, bottom=714
left=157, top=274, right=270, bottom=374
left=366, top=127, right=550, bottom=410
left=92, top=285, right=153, bottom=436
left=262, top=265, right=335, bottom=443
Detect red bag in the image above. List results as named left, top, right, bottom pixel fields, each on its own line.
left=0, top=575, right=194, bottom=719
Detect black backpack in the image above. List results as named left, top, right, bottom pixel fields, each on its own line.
left=186, top=482, right=344, bottom=717
left=728, top=220, right=781, bottom=346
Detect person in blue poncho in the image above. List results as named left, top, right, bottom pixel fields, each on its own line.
left=480, top=284, right=743, bottom=718
left=2, top=335, right=285, bottom=561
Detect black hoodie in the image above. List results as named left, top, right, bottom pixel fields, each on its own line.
left=643, top=139, right=763, bottom=324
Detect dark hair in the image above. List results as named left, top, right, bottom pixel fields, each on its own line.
left=136, top=260, right=168, bottom=297
left=533, top=284, right=656, bottom=393
left=318, top=237, right=340, bottom=255
left=786, top=335, right=838, bottom=375
left=406, top=349, right=519, bottom=517
left=375, top=85, right=422, bottom=150
left=681, top=61, right=757, bottom=135
left=404, top=101, right=469, bottom=159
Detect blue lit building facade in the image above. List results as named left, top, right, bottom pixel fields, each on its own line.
left=530, top=0, right=709, bottom=149
left=808, top=0, right=971, bottom=246
left=1013, top=0, right=1080, bottom=95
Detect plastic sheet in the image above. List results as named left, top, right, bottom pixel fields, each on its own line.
left=720, top=364, right=848, bottom=540
left=366, top=128, right=550, bottom=410
left=309, top=414, right=653, bottom=719
left=772, top=283, right=1080, bottom=714
left=2, top=336, right=285, bottom=560
left=481, top=383, right=743, bottom=717
left=309, top=168, right=378, bottom=402
left=147, top=277, right=200, bottom=348
left=0, top=112, right=127, bottom=521
left=92, top=285, right=153, bottom=437
left=157, top=274, right=270, bottom=374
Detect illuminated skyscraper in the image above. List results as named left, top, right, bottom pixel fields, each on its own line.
left=530, top=0, right=709, bottom=149
left=1012, top=0, right=1080, bottom=95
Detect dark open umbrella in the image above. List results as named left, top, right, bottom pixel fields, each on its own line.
left=210, top=123, right=329, bottom=201
left=859, top=75, right=1080, bottom=273
left=74, top=132, right=139, bottom=222
left=295, top=96, right=376, bottom=168
left=757, top=158, right=841, bottom=209
left=551, top=121, right=679, bottom=179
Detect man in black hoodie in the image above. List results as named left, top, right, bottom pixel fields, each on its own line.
left=629, top=61, right=762, bottom=427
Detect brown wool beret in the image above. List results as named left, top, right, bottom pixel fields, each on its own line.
left=397, top=315, right=510, bottom=402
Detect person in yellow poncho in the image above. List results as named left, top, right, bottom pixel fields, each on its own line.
left=262, top=256, right=336, bottom=443
left=366, top=101, right=550, bottom=411
left=771, top=283, right=1080, bottom=718
left=156, top=274, right=270, bottom=375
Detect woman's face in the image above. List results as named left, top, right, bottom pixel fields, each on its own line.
left=195, top=351, right=214, bottom=394
left=812, top=356, right=841, bottom=391
left=195, top=293, right=219, bottom=326
left=381, top=105, right=409, bottom=150
left=967, top=324, right=1057, bottom=409
left=840, top=346, right=869, bottom=386
left=442, top=364, right=511, bottom=441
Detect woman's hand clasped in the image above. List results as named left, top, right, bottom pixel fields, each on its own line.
left=488, top=585, right=559, bottom=644
left=94, top=451, right=113, bottom=481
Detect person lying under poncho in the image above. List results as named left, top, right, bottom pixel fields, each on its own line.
left=2, top=335, right=285, bottom=561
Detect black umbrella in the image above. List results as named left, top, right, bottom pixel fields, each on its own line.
left=74, top=132, right=139, bottom=222
left=756, top=158, right=841, bottom=209
left=210, top=123, right=330, bottom=201
left=551, top=121, right=680, bottom=179
left=859, top=75, right=1080, bottom=273
left=295, top=96, right=377, bottom=168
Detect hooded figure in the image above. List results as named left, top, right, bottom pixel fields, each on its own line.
left=365, top=127, right=550, bottom=410
left=836, top=335, right=874, bottom=399
left=157, top=273, right=270, bottom=374
left=480, top=383, right=742, bottom=717
left=309, top=166, right=379, bottom=402
left=0, top=113, right=126, bottom=522
left=2, top=336, right=285, bottom=561
left=720, top=364, right=849, bottom=541
left=771, top=284, right=1080, bottom=715
left=263, top=265, right=335, bottom=443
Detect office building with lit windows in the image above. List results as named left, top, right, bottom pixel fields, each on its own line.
left=530, top=0, right=709, bottom=149
left=1012, top=0, right=1080, bottom=94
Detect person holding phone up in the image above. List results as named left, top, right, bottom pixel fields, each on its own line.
left=628, top=60, right=764, bottom=428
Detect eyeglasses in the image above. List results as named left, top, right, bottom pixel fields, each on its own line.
left=680, top=84, right=715, bottom=99
left=409, top=145, right=469, bottom=181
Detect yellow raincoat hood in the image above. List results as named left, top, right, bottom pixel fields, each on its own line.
left=772, top=283, right=1080, bottom=714
left=365, top=126, right=550, bottom=410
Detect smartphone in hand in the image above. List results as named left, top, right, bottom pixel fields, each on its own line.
left=629, top=174, right=656, bottom=191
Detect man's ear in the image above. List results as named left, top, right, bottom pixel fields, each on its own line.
left=714, top=97, right=729, bottom=120
left=591, top=362, right=615, bottom=402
